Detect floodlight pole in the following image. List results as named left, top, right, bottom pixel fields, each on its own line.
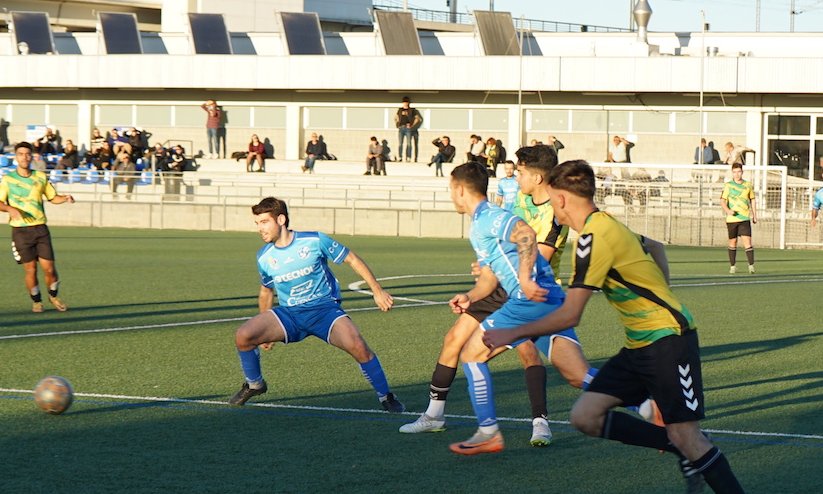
left=517, top=15, right=524, bottom=147
left=699, top=10, right=706, bottom=165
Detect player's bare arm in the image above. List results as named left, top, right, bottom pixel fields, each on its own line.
left=750, top=198, right=757, bottom=224
left=511, top=219, right=548, bottom=301
left=343, top=251, right=393, bottom=311
left=0, top=201, right=23, bottom=220
left=483, top=288, right=593, bottom=351
left=643, top=237, right=671, bottom=285
left=258, top=285, right=274, bottom=313
left=50, top=194, right=75, bottom=205
left=450, top=265, right=497, bottom=314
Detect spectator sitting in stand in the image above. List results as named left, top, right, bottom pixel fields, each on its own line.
left=111, top=151, right=137, bottom=199
left=466, top=134, right=484, bottom=163
left=246, top=134, right=266, bottom=173
left=56, top=140, right=79, bottom=170
left=479, top=137, right=499, bottom=177
left=365, top=136, right=385, bottom=176
left=34, top=126, right=60, bottom=155
left=108, top=128, right=131, bottom=156
left=91, top=141, right=114, bottom=170
left=303, top=132, right=326, bottom=174
left=127, top=127, right=149, bottom=164
left=31, top=152, right=48, bottom=172
left=428, top=136, right=456, bottom=178
left=86, top=127, right=106, bottom=163
left=152, top=143, right=169, bottom=173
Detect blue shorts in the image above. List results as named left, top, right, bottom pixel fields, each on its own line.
left=480, top=296, right=579, bottom=354
left=271, top=299, right=348, bottom=344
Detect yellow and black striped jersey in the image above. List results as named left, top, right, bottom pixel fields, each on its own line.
left=721, top=180, right=755, bottom=223
left=570, top=211, right=695, bottom=349
left=512, top=191, right=568, bottom=275
left=0, top=170, right=57, bottom=227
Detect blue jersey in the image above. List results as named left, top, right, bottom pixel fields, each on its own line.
left=496, top=177, right=520, bottom=211
left=814, top=187, right=823, bottom=211
left=469, top=201, right=564, bottom=302
left=256, top=231, right=350, bottom=308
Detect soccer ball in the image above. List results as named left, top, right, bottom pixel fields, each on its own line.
left=34, top=376, right=74, bottom=415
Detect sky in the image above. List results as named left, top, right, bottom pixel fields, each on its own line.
left=398, top=0, right=823, bottom=33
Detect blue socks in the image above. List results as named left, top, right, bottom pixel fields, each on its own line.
left=359, top=355, right=390, bottom=398
left=464, top=362, right=497, bottom=429
left=238, top=347, right=263, bottom=385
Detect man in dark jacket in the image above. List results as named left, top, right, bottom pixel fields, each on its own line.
left=428, top=136, right=456, bottom=177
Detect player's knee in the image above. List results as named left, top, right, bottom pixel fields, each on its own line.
left=516, top=343, right=542, bottom=367
left=569, top=402, right=602, bottom=436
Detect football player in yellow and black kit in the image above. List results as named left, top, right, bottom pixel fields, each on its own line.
left=0, top=142, right=74, bottom=312
left=721, top=162, right=757, bottom=274
left=484, top=160, right=744, bottom=494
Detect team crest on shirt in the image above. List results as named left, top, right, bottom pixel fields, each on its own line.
left=298, top=246, right=310, bottom=259
left=268, top=257, right=278, bottom=268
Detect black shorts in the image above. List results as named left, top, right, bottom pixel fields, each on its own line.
left=465, top=284, right=508, bottom=322
left=587, top=330, right=705, bottom=424
left=727, top=221, right=752, bottom=239
left=11, top=224, right=55, bottom=264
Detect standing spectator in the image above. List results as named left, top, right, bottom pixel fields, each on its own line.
left=394, top=96, right=423, bottom=162
left=246, top=134, right=266, bottom=173
left=606, top=135, right=634, bottom=163
left=111, top=152, right=137, bottom=199
left=428, top=136, right=456, bottom=177
left=721, top=162, right=757, bottom=274
left=201, top=99, right=223, bottom=159
left=694, top=138, right=714, bottom=165
left=303, top=132, right=326, bottom=174
left=723, top=142, right=754, bottom=166
left=0, top=142, right=74, bottom=312
left=547, top=135, right=565, bottom=155
left=466, top=134, right=485, bottom=163
left=56, top=140, right=79, bottom=170
left=495, top=160, right=519, bottom=210
left=365, top=136, right=385, bottom=176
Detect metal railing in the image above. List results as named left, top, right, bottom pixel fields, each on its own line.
left=372, top=4, right=630, bottom=33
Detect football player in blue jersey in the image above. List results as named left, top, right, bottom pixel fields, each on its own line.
left=228, top=197, right=405, bottom=413
left=443, top=161, right=574, bottom=455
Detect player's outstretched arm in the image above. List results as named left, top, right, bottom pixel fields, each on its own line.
left=483, top=288, right=593, bottom=352
left=510, top=219, right=547, bottom=301
left=50, top=194, right=75, bottom=205
left=343, top=251, right=393, bottom=311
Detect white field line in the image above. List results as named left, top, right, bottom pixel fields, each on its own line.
left=2, top=387, right=821, bottom=442
left=2, top=273, right=821, bottom=342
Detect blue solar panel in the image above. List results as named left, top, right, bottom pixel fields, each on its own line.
left=188, top=13, right=232, bottom=55
left=12, top=12, right=56, bottom=55
left=99, top=12, right=143, bottom=54
left=279, top=12, right=326, bottom=55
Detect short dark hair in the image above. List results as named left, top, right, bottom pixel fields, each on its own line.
left=252, top=197, right=290, bottom=227
left=731, top=162, right=743, bottom=171
left=14, top=141, right=33, bottom=152
left=515, top=145, right=558, bottom=179
left=402, top=96, right=410, bottom=103
left=450, top=161, right=489, bottom=196
left=370, top=136, right=377, bottom=142
left=548, top=160, right=597, bottom=200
